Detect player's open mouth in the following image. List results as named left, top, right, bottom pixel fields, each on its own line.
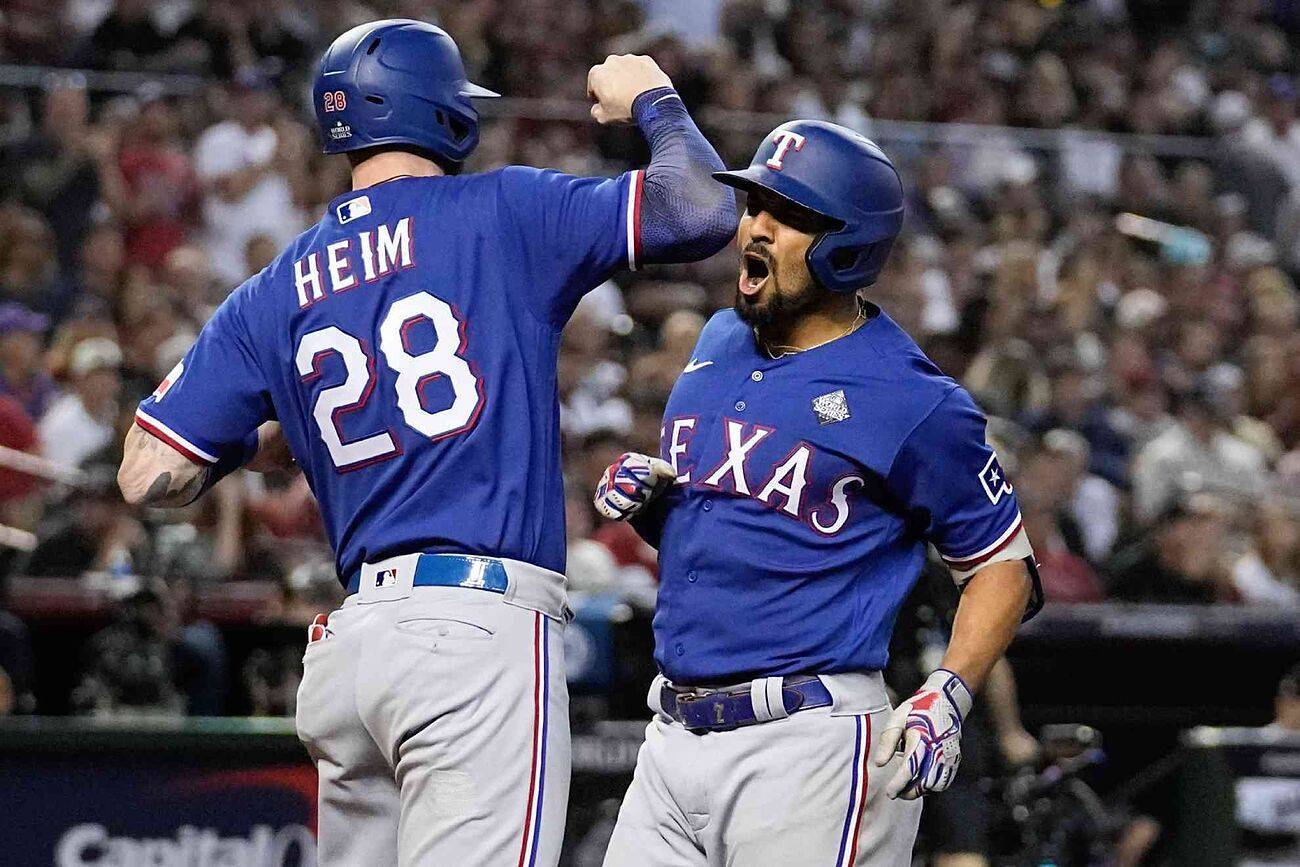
left=740, top=253, right=771, bottom=297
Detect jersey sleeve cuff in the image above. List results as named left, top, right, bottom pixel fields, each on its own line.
left=135, top=408, right=218, bottom=465
left=940, top=513, right=1032, bottom=584
left=625, top=169, right=644, bottom=271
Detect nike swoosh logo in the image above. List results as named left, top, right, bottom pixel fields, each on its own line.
left=683, top=359, right=713, bottom=373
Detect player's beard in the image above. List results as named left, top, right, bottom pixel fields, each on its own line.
left=734, top=254, right=822, bottom=332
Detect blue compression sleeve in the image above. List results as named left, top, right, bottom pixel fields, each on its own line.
left=632, top=88, right=737, bottom=264
left=187, top=428, right=259, bottom=504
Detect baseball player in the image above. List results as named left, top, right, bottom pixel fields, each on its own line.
left=116, top=19, right=736, bottom=866
left=594, top=120, right=1043, bottom=866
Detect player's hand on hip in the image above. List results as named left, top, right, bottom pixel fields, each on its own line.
left=872, top=669, right=973, bottom=800
left=594, top=452, right=676, bottom=520
left=587, top=55, right=672, bottom=124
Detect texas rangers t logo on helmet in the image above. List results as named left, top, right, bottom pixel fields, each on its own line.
left=766, top=130, right=807, bottom=170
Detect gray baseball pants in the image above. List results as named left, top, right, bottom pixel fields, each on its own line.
left=602, top=672, right=923, bottom=866
left=295, top=554, right=570, bottom=866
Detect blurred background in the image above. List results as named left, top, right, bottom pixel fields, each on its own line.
left=0, top=0, right=1297, bottom=865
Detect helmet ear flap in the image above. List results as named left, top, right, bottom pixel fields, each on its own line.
left=806, top=231, right=897, bottom=293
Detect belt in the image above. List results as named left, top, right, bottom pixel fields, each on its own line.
left=345, top=553, right=510, bottom=596
left=661, top=675, right=833, bottom=734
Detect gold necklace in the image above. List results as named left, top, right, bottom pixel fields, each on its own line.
left=760, top=306, right=867, bottom=359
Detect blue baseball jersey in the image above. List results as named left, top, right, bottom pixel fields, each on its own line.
left=648, top=307, right=1024, bottom=683
left=137, top=168, right=646, bottom=584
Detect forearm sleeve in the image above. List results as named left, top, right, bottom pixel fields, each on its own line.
left=632, top=88, right=737, bottom=264
left=628, top=495, right=669, bottom=550
left=190, top=428, right=260, bottom=502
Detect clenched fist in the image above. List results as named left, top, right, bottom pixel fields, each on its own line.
left=594, top=452, right=676, bottom=520
left=587, top=54, right=673, bottom=124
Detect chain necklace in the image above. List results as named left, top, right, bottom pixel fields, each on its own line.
left=759, top=302, right=868, bottom=359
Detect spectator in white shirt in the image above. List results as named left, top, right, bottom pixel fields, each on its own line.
left=192, top=70, right=302, bottom=285
left=38, top=337, right=122, bottom=469
left=1131, top=381, right=1269, bottom=525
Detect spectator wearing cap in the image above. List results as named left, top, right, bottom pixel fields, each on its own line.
left=1131, top=379, right=1269, bottom=525
left=37, top=337, right=122, bottom=469
left=0, top=303, right=56, bottom=421
left=192, top=70, right=303, bottom=285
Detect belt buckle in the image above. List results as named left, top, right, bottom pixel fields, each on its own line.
left=676, top=689, right=742, bottom=734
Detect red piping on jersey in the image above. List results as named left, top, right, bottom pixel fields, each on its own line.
left=941, top=514, right=1024, bottom=569
left=632, top=171, right=644, bottom=268
left=134, top=411, right=212, bottom=466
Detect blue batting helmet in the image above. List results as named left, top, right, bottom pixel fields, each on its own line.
left=312, top=19, right=498, bottom=164
left=713, top=120, right=904, bottom=294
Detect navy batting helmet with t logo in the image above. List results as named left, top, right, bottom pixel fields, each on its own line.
left=713, top=120, right=905, bottom=294
left=313, top=19, right=498, bottom=164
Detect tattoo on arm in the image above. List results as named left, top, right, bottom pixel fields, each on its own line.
left=119, top=424, right=211, bottom=508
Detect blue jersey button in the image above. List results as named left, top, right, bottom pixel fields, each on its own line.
left=687, top=571, right=697, bottom=582
left=675, top=643, right=685, bottom=656
left=751, top=370, right=763, bottom=382
left=735, top=400, right=746, bottom=411
left=702, top=500, right=712, bottom=512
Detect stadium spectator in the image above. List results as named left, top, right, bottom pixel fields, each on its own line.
left=37, top=337, right=123, bottom=469
left=1020, top=348, right=1130, bottom=487
left=0, top=303, right=55, bottom=420
left=25, top=463, right=144, bottom=579
left=105, top=87, right=199, bottom=270
left=70, top=584, right=185, bottom=717
left=1131, top=381, right=1269, bottom=525
left=1106, top=494, right=1239, bottom=604
left=0, top=394, right=42, bottom=519
left=0, top=73, right=105, bottom=268
left=0, top=205, right=75, bottom=323
left=192, top=71, right=302, bottom=284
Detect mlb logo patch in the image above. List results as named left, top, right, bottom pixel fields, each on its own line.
left=812, top=389, right=850, bottom=425
left=337, top=195, right=371, bottom=224
left=374, top=568, right=399, bottom=589
left=979, top=453, right=1013, bottom=504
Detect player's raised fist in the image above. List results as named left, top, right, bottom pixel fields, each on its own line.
left=587, top=54, right=673, bottom=125
left=594, top=452, right=676, bottom=520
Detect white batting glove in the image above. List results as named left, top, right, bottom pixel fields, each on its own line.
left=872, top=669, right=973, bottom=800
left=593, top=452, right=676, bottom=521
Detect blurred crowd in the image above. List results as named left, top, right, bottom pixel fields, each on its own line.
left=0, top=0, right=1299, bottom=717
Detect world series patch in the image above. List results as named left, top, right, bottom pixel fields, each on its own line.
left=812, top=389, right=850, bottom=425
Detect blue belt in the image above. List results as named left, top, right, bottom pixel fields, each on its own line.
left=661, top=675, right=833, bottom=734
left=345, top=553, right=510, bottom=596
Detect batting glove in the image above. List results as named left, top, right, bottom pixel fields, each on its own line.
left=594, top=453, right=676, bottom=521
left=872, top=669, right=974, bottom=800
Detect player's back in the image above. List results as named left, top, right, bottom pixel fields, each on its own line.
left=138, top=167, right=642, bottom=585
